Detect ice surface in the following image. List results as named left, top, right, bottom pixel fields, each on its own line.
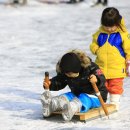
left=0, top=0, right=130, bottom=129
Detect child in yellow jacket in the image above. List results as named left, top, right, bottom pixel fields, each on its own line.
left=90, top=7, right=130, bottom=110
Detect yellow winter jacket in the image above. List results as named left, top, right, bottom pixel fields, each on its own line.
left=90, top=18, right=130, bottom=79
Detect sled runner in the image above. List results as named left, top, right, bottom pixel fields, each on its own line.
left=52, top=104, right=117, bottom=122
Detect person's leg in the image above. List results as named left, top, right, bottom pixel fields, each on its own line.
left=109, top=94, right=121, bottom=110
left=106, top=78, right=124, bottom=110
left=41, top=91, right=76, bottom=118
left=67, top=0, right=77, bottom=4
left=78, top=93, right=101, bottom=113
left=13, top=0, right=19, bottom=4
left=58, top=92, right=75, bottom=109
left=98, top=0, right=101, bottom=3
left=60, top=93, right=101, bottom=121
left=91, top=0, right=102, bottom=7
left=103, top=0, right=107, bottom=5
left=60, top=97, right=82, bottom=121
left=59, top=92, right=82, bottom=121
left=106, top=78, right=124, bottom=95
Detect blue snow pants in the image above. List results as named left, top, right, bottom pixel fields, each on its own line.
left=61, top=92, right=101, bottom=113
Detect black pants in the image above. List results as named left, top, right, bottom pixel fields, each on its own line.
left=98, top=0, right=107, bottom=4
left=67, top=0, right=84, bottom=3
left=13, top=0, right=19, bottom=3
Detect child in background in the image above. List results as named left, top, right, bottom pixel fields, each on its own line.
left=90, top=7, right=130, bottom=110
left=41, top=49, right=108, bottom=121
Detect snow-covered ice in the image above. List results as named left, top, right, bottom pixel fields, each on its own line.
left=0, top=0, right=130, bottom=129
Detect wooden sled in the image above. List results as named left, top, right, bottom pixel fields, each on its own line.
left=53, top=104, right=117, bottom=122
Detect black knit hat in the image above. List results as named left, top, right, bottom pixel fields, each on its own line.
left=60, top=53, right=81, bottom=73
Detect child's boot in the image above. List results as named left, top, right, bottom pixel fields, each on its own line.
left=110, top=94, right=121, bottom=111
left=59, top=96, right=82, bottom=121
left=41, top=92, right=61, bottom=117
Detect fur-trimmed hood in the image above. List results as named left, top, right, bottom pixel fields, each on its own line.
left=56, top=49, right=91, bottom=73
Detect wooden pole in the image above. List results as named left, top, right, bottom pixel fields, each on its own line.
left=44, top=72, right=50, bottom=90
left=91, top=83, right=109, bottom=118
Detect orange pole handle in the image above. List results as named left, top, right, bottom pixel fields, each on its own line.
left=44, top=72, right=50, bottom=90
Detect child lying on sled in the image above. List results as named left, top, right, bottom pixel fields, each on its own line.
left=41, top=49, right=108, bottom=121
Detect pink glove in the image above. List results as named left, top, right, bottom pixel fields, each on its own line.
left=126, top=60, right=130, bottom=77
